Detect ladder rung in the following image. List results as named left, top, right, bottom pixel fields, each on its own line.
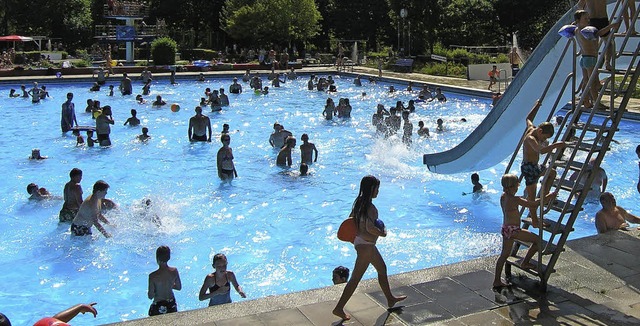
left=547, top=199, right=581, bottom=214
left=573, top=122, right=614, bottom=133
left=568, top=142, right=604, bottom=152
left=506, top=256, right=553, bottom=277
left=553, top=178, right=577, bottom=191
left=598, top=68, right=635, bottom=75
left=514, top=239, right=561, bottom=255
left=522, top=217, right=573, bottom=234
left=613, top=32, right=640, bottom=38
left=618, top=51, right=638, bottom=56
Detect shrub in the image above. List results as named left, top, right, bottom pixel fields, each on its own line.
left=179, top=48, right=218, bottom=61
left=151, top=37, right=177, bottom=65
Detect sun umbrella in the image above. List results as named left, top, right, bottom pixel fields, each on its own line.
left=0, top=35, right=34, bottom=49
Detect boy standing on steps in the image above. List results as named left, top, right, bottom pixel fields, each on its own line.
left=521, top=100, right=568, bottom=228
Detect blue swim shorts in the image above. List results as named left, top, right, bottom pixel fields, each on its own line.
left=580, top=55, right=597, bottom=69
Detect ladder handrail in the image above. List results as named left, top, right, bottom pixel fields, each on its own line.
left=503, top=40, right=577, bottom=175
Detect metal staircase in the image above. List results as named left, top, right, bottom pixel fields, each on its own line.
left=502, top=0, right=640, bottom=290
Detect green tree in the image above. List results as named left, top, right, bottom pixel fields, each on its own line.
left=222, top=0, right=321, bottom=46
left=437, top=0, right=502, bottom=47
left=4, top=0, right=92, bottom=50
left=326, top=0, right=392, bottom=52
left=387, top=0, right=442, bottom=55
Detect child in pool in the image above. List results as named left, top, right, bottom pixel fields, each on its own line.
left=462, top=173, right=483, bottom=196
left=73, top=130, right=85, bottom=146
left=86, top=130, right=96, bottom=147
left=124, top=109, right=140, bottom=126
left=148, top=245, right=181, bottom=316
left=27, top=183, right=51, bottom=200
left=198, top=253, right=246, bottom=306
left=493, top=174, right=557, bottom=288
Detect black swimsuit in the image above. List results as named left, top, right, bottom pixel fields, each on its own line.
left=209, top=273, right=230, bottom=292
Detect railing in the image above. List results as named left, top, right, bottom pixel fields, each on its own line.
left=103, top=2, right=149, bottom=18
left=94, top=25, right=166, bottom=39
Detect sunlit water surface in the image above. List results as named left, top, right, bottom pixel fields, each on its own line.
left=0, top=75, right=638, bottom=325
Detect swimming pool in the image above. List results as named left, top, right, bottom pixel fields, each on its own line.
left=0, top=74, right=638, bottom=325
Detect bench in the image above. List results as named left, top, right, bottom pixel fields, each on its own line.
left=392, top=58, right=414, bottom=73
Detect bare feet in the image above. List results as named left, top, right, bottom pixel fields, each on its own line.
left=332, top=308, right=351, bottom=321
left=492, top=280, right=510, bottom=289
left=519, top=260, right=536, bottom=270
left=387, top=295, right=407, bottom=308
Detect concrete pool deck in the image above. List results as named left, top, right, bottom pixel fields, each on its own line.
left=74, top=67, right=640, bottom=325
left=107, top=230, right=640, bottom=326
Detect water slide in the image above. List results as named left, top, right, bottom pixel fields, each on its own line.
left=423, top=1, right=635, bottom=174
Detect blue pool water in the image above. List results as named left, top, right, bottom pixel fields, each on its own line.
left=0, top=74, right=638, bottom=325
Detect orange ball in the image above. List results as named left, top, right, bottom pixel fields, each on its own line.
left=170, top=103, right=180, bottom=112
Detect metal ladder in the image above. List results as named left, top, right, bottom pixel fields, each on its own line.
left=502, top=0, right=640, bottom=290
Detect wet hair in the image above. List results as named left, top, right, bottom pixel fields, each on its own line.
left=156, top=245, right=171, bottom=262
left=66, top=92, right=73, bottom=98
left=70, top=168, right=82, bottom=178
left=131, top=109, right=137, bottom=115
left=575, top=9, right=588, bottom=22
left=418, top=121, right=424, bottom=127
left=27, top=183, right=37, bottom=194
left=333, top=266, right=350, bottom=280
left=636, top=144, right=640, bottom=153
left=142, top=127, right=149, bottom=133
left=501, top=174, right=519, bottom=190
left=195, top=106, right=203, bottom=112
left=300, top=163, right=309, bottom=175
left=437, top=118, right=443, bottom=124
left=0, top=312, right=11, bottom=326
left=599, top=191, right=614, bottom=204
left=301, top=133, right=309, bottom=141
left=92, top=180, right=109, bottom=194
left=471, top=173, right=480, bottom=182
left=555, top=115, right=564, bottom=125
left=213, top=253, right=227, bottom=265
left=538, top=122, right=555, bottom=137
left=352, top=175, right=380, bottom=229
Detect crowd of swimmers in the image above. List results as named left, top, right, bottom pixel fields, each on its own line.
left=11, top=59, right=640, bottom=322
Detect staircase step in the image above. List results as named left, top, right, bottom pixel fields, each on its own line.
left=522, top=217, right=573, bottom=234
left=618, top=51, right=638, bottom=57
left=572, top=122, right=615, bottom=133
left=554, top=160, right=583, bottom=170
left=598, top=68, right=635, bottom=75
left=553, top=178, right=577, bottom=191
left=506, top=256, right=553, bottom=277
left=547, top=199, right=581, bottom=214
left=513, top=239, right=561, bottom=255
left=613, top=32, right=640, bottom=38
left=568, top=141, right=605, bottom=152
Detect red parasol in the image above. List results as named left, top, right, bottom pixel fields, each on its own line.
left=0, top=35, right=34, bottom=42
